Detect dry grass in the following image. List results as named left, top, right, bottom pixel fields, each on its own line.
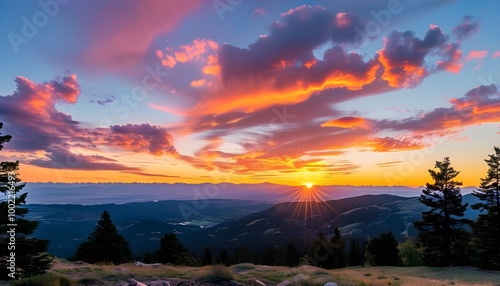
left=38, top=258, right=500, bottom=286
left=197, top=264, right=235, bottom=282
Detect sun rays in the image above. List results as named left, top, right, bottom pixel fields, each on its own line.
left=276, top=184, right=338, bottom=227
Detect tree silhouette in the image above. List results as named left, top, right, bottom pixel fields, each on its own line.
left=73, top=210, right=132, bottom=264
left=0, top=122, right=52, bottom=278
left=348, top=239, right=363, bottom=266
left=472, top=146, right=500, bottom=269
left=330, top=227, right=347, bottom=268
left=365, top=232, right=401, bottom=266
left=202, top=247, right=213, bottom=266
left=157, top=233, right=199, bottom=266
left=414, top=157, right=471, bottom=266
left=286, top=242, right=300, bottom=267
left=218, top=249, right=229, bottom=265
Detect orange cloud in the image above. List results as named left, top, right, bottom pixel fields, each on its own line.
left=192, top=59, right=378, bottom=115
left=363, top=137, right=425, bottom=152
left=378, top=49, right=426, bottom=88
left=191, top=79, right=206, bottom=87
left=321, top=116, right=369, bottom=129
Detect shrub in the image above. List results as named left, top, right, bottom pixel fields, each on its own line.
left=199, top=264, right=235, bottom=282
left=11, top=272, right=74, bottom=286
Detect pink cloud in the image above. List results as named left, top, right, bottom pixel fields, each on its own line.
left=253, top=8, right=266, bottom=16
left=466, top=50, right=488, bottom=60
left=0, top=74, right=180, bottom=175
left=83, top=0, right=202, bottom=70
left=492, top=51, right=500, bottom=59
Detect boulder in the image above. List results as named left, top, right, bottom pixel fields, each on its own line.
left=149, top=281, right=171, bottom=286
left=248, top=278, right=266, bottom=286
left=293, top=274, right=305, bottom=281
left=324, top=282, right=338, bottom=286
left=276, top=281, right=290, bottom=286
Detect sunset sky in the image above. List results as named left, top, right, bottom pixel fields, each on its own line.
left=0, top=0, right=499, bottom=187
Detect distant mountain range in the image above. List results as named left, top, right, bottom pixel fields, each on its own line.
left=23, top=182, right=476, bottom=204
left=179, top=194, right=481, bottom=255
left=25, top=189, right=482, bottom=259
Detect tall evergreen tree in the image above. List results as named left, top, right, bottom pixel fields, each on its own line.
left=234, top=244, right=254, bottom=264
left=202, top=247, right=213, bottom=266
left=365, top=232, right=401, bottom=266
left=348, top=239, right=363, bottom=266
left=286, top=242, right=300, bottom=267
left=156, top=233, right=199, bottom=266
left=218, top=249, right=229, bottom=265
left=261, top=247, right=276, bottom=266
left=73, top=210, right=132, bottom=264
left=0, top=123, right=52, bottom=278
left=330, top=228, right=347, bottom=268
left=414, top=157, right=471, bottom=266
left=472, top=146, right=500, bottom=270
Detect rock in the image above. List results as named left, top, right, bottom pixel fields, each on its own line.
left=129, top=272, right=136, bottom=278
left=248, top=279, right=266, bottom=286
left=149, top=281, right=171, bottom=286
left=324, top=282, right=338, bottom=286
left=230, top=280, right=246, bottom=286
left=276, top=281, right=290, bottom=286
left=293, top=274, right=305, bottom=281
left=129, top=279, right=148, bottom=286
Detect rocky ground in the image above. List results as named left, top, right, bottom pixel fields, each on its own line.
left=7, top=259, right=500, bottom=286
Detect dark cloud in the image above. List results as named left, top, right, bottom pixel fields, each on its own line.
left=28, top=148, right=140, bottom=171
left=218, top=5, right=368, bottom=82
left=452, top=16, right=480, bottom=40
left=378, top=25, right=463, bottom=87
left=105, top=124, right=178, bottom=156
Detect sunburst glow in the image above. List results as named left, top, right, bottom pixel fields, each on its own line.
left=275, top=184, right=337, bottom=228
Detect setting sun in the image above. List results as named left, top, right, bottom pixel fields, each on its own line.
left=305, top=182, right=314, bottom=188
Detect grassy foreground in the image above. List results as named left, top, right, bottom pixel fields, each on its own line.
left=10, top=258, right=500, bottom=286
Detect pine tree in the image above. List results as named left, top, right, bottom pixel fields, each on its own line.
left=234, top=244, right=254, bottom=264
left=0, top=123, right=52, bottom=279
left=218, top=249, right=229, bottom=265
left=330, top=228, right=347, bottom=268
left=472, top=146, right=500, bottom=269
left=365, top=232, right=401, bottom=266
left=202, top=247, right=213, bottom=265
left=73, top=210, right=132, bottom=264
left=348, top=239, right=363, bottom=266
left=156, top=233, right=199, bottom=266
left=261, top=247, right=275, bottom=266
left=414, top=157, right=471, bottom=266
left=286, top=242, right=300, bottom=267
